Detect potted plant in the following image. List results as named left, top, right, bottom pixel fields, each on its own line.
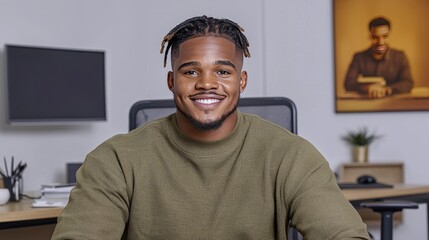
left=342, top=127, right=381, bottom=163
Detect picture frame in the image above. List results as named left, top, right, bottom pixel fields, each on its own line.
left=334, top=0, right=429, bottom=112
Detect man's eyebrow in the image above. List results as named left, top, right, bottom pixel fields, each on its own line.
left=215, top=60, right=236, bottom=69
left=177, top=61, right=199, bottom=71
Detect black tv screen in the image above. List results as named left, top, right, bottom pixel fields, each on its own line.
left=6, top=45, right=106, bottom=124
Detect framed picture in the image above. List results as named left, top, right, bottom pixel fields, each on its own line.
left=334, top=0, right=429, bottom=112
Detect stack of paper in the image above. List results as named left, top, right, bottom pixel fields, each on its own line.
left=32, top=183, right=75, bottom=208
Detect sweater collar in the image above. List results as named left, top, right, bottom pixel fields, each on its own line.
left=366, top=47, right=391, bottom=61
left=164, top=111, right=247, bottom=157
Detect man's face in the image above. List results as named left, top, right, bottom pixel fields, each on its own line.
left=168, top=36, right=247, bottom=131
left=370, top=25, right=390, bottom=56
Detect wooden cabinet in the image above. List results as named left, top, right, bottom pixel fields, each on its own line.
left=338, top=162, right=404, bottom=226
left=0, top=224, right=56, bottom=240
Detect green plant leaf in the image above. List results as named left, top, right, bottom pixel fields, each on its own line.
left=341, top=127, right=381, bottom=146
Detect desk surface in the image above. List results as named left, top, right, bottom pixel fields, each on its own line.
left=1, top=185, right=429, bottom=224
left=336, top=97, right=429, bottom=112
left=336, top=87, right=429, bottom=112
left=0, top=199, right=62, bottom=223
left=342, top=184, right=429, bottom=202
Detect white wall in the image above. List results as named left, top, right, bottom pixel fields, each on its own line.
left=264, top=1, right=429, bottom=239
left=0, top=0, right=428, bottom=239
left=0, top=0, right=265, bottom=190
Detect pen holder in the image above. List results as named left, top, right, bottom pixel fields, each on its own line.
left=2, top=176, right=23, bottom=202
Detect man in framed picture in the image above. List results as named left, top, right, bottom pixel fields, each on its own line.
left=344, top=16, right=413, bottom=98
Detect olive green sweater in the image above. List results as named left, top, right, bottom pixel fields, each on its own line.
left=52, top=112, right=369, bottom=240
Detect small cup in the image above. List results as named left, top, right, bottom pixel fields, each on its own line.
left=0, top=188, right=10, bottom=205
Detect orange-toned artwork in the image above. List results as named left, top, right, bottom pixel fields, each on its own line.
left=334, top=0, right=429, bottom=112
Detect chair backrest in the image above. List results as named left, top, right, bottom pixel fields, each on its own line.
left=129, top=97, right=297, bottom=134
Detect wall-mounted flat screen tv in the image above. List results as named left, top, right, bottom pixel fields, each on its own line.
left=6, top=45, right=106, bottom=125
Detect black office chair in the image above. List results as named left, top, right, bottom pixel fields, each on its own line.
left=361, top=201, right=418, bottom=240
left=129, top=96, right=300, bottom=239
left=129, top=97, right=297, bottom=133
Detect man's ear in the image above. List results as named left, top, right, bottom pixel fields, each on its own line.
left=239, top=71, right=248, bottom=93
left=167, top=71, right=174, bottom=92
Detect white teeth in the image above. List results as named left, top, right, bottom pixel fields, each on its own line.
left=195, top=99, right=220, bottom=104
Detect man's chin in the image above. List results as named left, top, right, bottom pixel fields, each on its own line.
left=189, top=118, right=224, bottom=131
left=371, top=50, right=386, bottom=59
left=177, top=106, right=238, bottom=131
left=175, top=96, right=239, bottom=131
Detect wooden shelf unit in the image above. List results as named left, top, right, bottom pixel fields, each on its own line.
left=339, top=162, right=404, bottom=184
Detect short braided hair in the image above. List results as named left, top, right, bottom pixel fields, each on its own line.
left=160, top=15, right=250, bottom=67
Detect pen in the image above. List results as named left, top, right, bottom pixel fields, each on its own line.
left=3, top=156, right=9, bottom=177
left=12, top=161, right=22, bottom=177
left=16, top=163, right=27, bottom=178
left=11, top=156, right=14, bottom=178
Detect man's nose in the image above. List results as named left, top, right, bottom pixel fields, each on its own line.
left=196, top=72, right=219, bottom=89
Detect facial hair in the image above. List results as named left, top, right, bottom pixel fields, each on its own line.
left=175, top=97, right=239, bottom=131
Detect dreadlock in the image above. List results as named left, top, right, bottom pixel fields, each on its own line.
left=160, top=15, right=251, bottom=67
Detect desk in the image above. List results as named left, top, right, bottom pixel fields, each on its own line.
left=336, top=97, right=429, bottom=112
left=343, top=184, right=429, bottom=202
left=2, top=186, right=429, bottom=238
left=342, top=184, right=429, bottom=240
left=336, top=87, right=429, bottom=112
left=0, top=199, right=61, bottom=229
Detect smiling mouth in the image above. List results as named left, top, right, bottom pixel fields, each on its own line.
left=190, top=92, right=225, bottom=105
left=194, top=99, right=220, bottom=105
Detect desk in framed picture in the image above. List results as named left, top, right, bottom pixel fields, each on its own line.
left=333, top=0, right=429, bottom=112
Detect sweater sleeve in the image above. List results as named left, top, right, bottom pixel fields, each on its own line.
left=344, top=53, right=367, bottom=93
left=389, top=51, right=413, bottom=94
left=284, top=140, right=370, bottom=240
left=51, top=141, right=130, bottom=240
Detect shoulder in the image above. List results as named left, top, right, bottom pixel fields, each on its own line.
left=242, top=112, right=294, bottom=135
left=92, top=115, right=172, bottom=155
left=388, top=48, right=407, bottom=57
left=241, top=114, right=331, bottom=186
left=352, top=48, right=371, bottom=59
left=389, top=48, right=404, bottom=54
left=240, top=113, right=328, bottom=176
left=241, top=112, right=310, bottom=149
left=387, top=48, right=410, bottom=64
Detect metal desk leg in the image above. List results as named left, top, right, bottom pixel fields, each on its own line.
left=427, top=201, right=429, bottom=240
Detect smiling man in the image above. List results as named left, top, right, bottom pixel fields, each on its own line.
left=52, top=16, right=369, bottom=239
left=168, top=36, right=246, bottom=141
left=344, top=16, right=413, bottom=98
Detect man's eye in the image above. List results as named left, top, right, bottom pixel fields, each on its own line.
left=217, top=70, right=230, bottom=75
left=185, top=70, right=197, bottom=75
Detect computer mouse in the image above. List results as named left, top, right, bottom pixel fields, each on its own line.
left=357, top=175, right=377, bottom=184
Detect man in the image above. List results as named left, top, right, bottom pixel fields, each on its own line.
left=344, top=17, right=413, bottom=98
left=52, top=16, right=369, bottom=239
